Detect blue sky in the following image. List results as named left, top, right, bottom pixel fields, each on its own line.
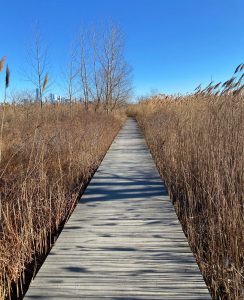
left=0, top=0, right=243, bottom=100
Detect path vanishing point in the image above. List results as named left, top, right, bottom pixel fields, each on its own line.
left=25, top=118, right=211, bottom=299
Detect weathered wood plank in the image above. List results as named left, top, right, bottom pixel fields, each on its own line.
left=25, top=118, right=211, bottom=299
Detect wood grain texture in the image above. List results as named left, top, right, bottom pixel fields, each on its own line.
left=25, top=118, right=211, bottom=299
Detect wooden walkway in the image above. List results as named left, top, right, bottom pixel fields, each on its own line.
left=25, top=118, right=211, bottom=299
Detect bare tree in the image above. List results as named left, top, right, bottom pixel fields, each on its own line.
left=90, top=30, right=104, bottom=111
left=78, top=23, right=132, bottom=113
left=67, top=56, right=78, bottom=116
left=99, top=24, right=132, bottom=113
left=10, top=89, right=35, bottom=105
left=25, top=27, right=49, bottom=108
left=78, top=31, right=92, bottom=111
left=62, top=46, right=79, bottom=117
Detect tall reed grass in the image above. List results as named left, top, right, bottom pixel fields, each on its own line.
left=0, top=102, right=125, bottom=299
left=134, top=91, right=243, bottom=299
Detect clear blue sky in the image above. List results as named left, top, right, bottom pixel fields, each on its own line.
left=0, top=0, right=243, bottom=100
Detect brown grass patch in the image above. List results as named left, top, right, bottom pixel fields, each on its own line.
left=0, top=102, right=125, bottom=299
left=133, top=93, right=243, bottom=299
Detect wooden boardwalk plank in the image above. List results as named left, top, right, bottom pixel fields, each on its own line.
left=25, top=118, right=211, bottom=299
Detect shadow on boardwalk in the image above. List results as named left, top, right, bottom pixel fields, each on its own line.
left=25, top=118, right=211, bottom=300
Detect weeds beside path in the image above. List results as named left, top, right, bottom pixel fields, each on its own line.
left=133, top=93, right=244, bottom=299
left=0, top=103, right=125, bottom=299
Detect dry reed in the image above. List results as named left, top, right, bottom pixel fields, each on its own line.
left=0, top=102, right=125, bottom=299
left=134, top=90, right=243, bottom=299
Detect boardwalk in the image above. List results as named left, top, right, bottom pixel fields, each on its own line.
left=25, top=118, right=211, bottom=299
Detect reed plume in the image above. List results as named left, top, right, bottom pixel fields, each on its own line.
left=43, top=73, right=48, bottom=92
left=0, top=56, right=6, bottom=73
left=5, top=65, right=10, bottom=89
